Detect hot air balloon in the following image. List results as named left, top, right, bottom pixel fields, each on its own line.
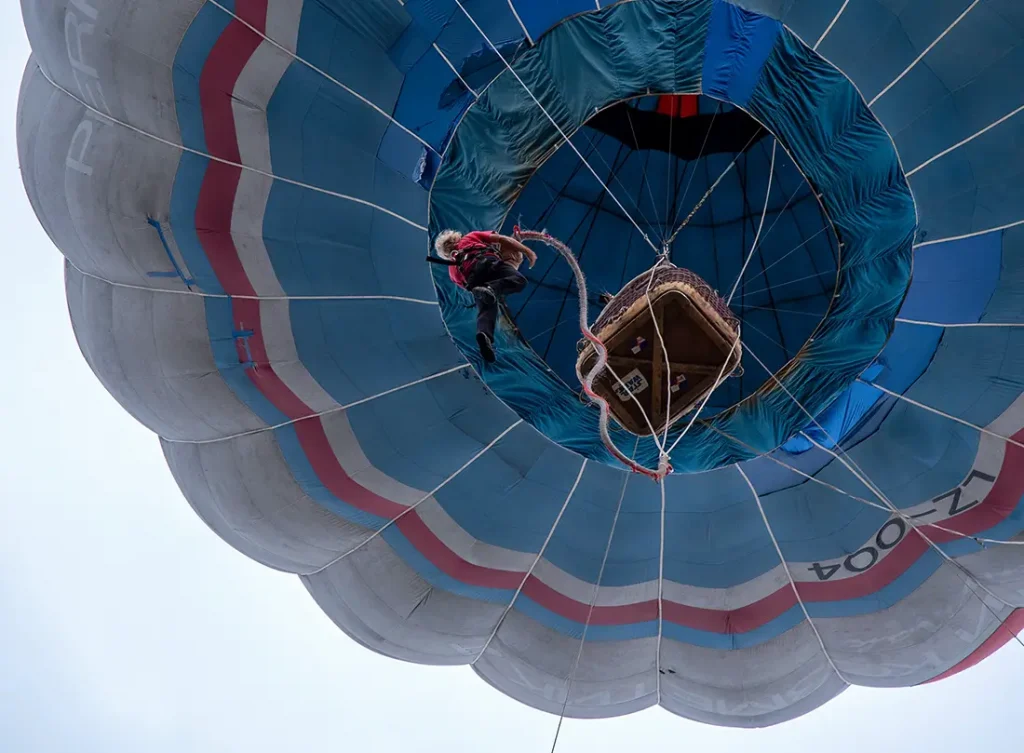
left=18, top=0, right=1024, bottom=728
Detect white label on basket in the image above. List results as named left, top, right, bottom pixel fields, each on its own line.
left=613, top=369, right=649, bottom=402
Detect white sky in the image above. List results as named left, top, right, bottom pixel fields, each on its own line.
left=2, top=6, right=1022, bottom=752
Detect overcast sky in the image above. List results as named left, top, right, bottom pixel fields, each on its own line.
left=2, top=6, right=1023, bottom=753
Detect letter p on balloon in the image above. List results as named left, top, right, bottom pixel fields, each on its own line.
left=63, top=0, right=108, bottom=178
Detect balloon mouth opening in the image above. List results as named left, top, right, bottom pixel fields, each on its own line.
left=502, top=94, right=842, bottom=422
left=427, top=1, right=916, bottom=474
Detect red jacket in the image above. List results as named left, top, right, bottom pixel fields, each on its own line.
left=448, top=231, right=501, bottom=288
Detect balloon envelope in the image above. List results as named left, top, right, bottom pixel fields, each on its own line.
left=18, top=0, right=1024, bottom=727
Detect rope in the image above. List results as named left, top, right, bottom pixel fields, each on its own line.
left=858, top=380, right=1024, bottom=452
left=743, top=269, right=833, bottom=298
left=206, top=0, right=437, bottom=153
left=802, top=432, right=1021, bottom=612
left=434, top=43, right=478, bottom=99
left=453, top=0, right=659, bottom=254
left=869, top=0, right=981, bottom=107
left=623, top=104, right=662, bottom=239
left=162, top=364, right=472, bottom=445
left=302, top=419, right=523, bottom=576
left=739, top=191, right=827, bottom=288
left=741, top=316, right=789, bottom=357
left=710, top=424, right=1024, bottom=549
left=663, top=127, right=763, bottom=249
left=741, top=304, right=819, bottom=318
left=896, top=318, right=1024, bottom=329
left=514, top=228, right=742, bottom=478
left=474, top=459, right=588, bottom=663
left=515, top=229, right=671, bottom=479
left=815, top=0, right=851, bottom=50
left=69, top=257, right=438, bottom=305
left=655, top=475, right=667, bottom=703
left=908, top=101, right=1024, bottom=177
left=36, top=67, right=427, bottom=231
left=670, top=104, right=720, bottom=232
left=727, top=139, right=777, bottom=306
left=914, top=218, right=1024, bottom=249
left=743, top=343, right=1020, bottom=611
left=506, top=0, right=534, bottom=45
left=643, top=255, right=674, bottom=449
left=738, top=465, right=851, bottom=685
left=664, top=161, right=737, bottom=248
left=550, top=442, right=637, bottom=753
left=664, top=333, right=741, bottom=456
left=664, top=97, right=675, bottom=246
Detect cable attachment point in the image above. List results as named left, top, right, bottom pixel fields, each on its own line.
left=656, top=453, right=673, bottom=480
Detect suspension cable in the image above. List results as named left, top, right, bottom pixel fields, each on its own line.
left=727, top=140, right=777, bottom=306
left=742, top=343, right=1022, bottom=614
left=663, top=127, right=763, bottom=249
left=453, top=0, right=659, bottom=254
left=515, top=229, right=670, bottom=479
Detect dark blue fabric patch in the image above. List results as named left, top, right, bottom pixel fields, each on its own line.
left=782, top=363, right=885, bottom=453
left=780, top=228, right=1002, bottom=452
left=899, top=233, right=1002, bottom=325
left=702, top=0, right=780, bottom=107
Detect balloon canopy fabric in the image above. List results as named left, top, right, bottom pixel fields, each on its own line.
left=17, top=0, right=1024, bottom=729
left=429, top=1, right=916, bottom=473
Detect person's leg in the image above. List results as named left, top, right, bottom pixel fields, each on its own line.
left=466, top=260, right=526, bottom=363
left=485, top=262, right=527, bottom=297
left=468, top=259, right=525, bottom=297
left=473, top=286, right=498, bottom=363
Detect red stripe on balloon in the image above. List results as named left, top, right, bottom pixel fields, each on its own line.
left=382, top=437, right=1024, bottom=632
left=196, top=1, right=416, bottom=520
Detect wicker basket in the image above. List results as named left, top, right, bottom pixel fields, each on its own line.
left=577, top=265, right=742, bottom=436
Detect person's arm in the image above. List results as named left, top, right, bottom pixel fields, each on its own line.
left=489, top=232, right=538, bottom=268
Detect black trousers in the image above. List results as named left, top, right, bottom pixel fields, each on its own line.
left=465, top=258, right=527, bottom=341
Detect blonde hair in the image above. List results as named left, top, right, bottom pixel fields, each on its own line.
left=434, top=229, right=463, bottom=260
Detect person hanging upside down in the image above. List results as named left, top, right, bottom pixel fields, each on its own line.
left=431, top=229, right=538, bottom=364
